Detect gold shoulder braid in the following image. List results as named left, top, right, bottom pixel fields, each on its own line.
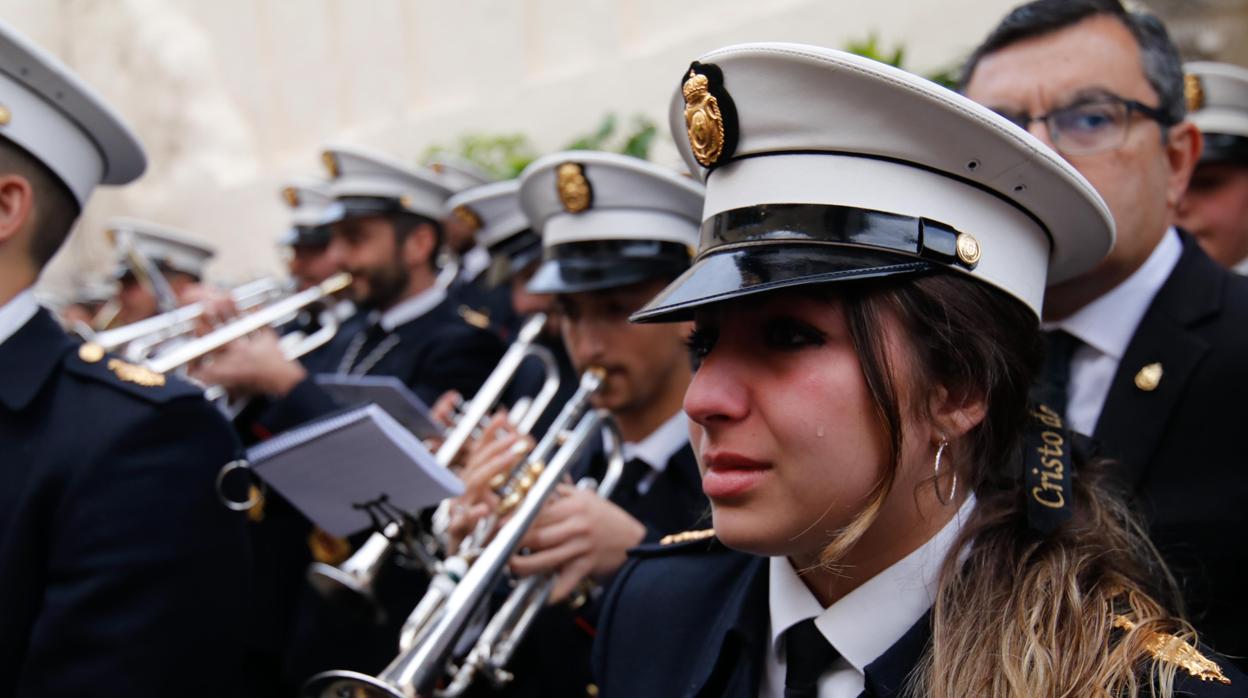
left=1112, top=615, right=1230, bottom=685
left=107, top=358, right=166, bottom=387
left=660, top=529, right=715, bottom=546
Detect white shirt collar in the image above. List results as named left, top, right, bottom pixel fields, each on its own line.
left=621, top=410, right=688, bottom=474
left=768, top=495, right=976, bottom=674
left=0, top=290, right=40, bottom=348
left=379, top=284, right=447, bottom=332
left=1046, top=228, right=1182, bottom=360
left=461, top=245, right=492, bottom=282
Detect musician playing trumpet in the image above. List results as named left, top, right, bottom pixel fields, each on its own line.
left=442, top=151, right=711, bottom=698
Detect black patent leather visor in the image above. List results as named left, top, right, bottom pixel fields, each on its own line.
left=629, top=203, right=975, bottom=323
left=527, top=240, right=692, bottom=295
left=1200, top=133, right=1248, bottom=164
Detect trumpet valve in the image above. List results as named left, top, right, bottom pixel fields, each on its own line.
left=526, top=461, right=544, bottom=478
left=488, top=472, right=508, bottom=490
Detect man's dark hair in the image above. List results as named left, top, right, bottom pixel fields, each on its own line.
left=960, top=0, right=1187, bottom=126
left=392, top=211, right=444, bottom=270
left=0, top=137, right=81, bottom=268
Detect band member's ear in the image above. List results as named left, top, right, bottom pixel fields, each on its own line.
left=0, top=172, right=34, bottom=246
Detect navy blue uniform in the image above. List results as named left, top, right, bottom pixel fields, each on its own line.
left=0, top=308, right=251, bottom=698
left=594, top=534, right=1246, bottom=698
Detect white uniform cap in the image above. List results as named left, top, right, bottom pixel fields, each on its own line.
left=444, top=179, right=528, bottom=251
left=1185, top=62, right=1248, bottom=163
left=109, top=217, right=215, bottom=280
left=634, top=43, right=1114, bottom=322
left=0, top=20, right=145, bottom=207
left=519, top=150, right=705, bottom=294
left=427, top=156, right=496, bottom=193
left=278, top=176, right=341, bottom=246
left=321, top=144, right=453, bottom=221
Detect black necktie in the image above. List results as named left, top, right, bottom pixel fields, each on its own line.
left=610, top=457, right=650, bottom=508
left=1033, top=329, right=1081, bottom=421
left=784, top=618, right=838, bottom=698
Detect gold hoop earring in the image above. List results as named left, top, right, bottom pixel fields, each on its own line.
left=933, top=439, right=957, bottom=506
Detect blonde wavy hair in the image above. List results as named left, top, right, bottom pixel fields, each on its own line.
left=815, top=273, right=1194, bottom=697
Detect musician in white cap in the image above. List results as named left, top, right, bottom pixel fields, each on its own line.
left=279, top=177, right=343, bottom=291
left=0, top=19, right=250, bottom=698
left=1178, top=62, right=1248, bottom=273
left=429, top=158, right=522, bottom=339
left=197, top=145, right=505, bottom=691
left=593, top=43, right=1242, bottom=697
left=445, top=151, right=711, bottom=698
left=443, top=178, right=577, bottom=434
left=108, top=217, right=216, bottom=325
left=198, top=145, right=504, bottom=429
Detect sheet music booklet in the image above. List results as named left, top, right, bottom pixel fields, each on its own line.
left=246, top=403, right=463, bottom=537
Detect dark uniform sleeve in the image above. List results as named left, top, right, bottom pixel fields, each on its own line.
left=17, top=397, right=252, bottom=698
left=408, top=325, right=505, bottom=407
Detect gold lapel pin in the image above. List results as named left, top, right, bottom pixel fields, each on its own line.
left=1134, top=362, right=1163, bottom=392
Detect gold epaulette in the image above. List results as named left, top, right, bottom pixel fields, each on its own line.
left=79, top=343, right=166, bottom=387
left=660, top=529, right=715, bottom=546
left=1113, top=615, right=1231, bottom=685
left=458, top=305, right=491, bottom=330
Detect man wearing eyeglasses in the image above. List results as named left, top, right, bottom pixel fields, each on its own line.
left=963, top=0, right=1248, bottom=668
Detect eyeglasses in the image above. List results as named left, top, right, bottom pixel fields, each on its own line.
left=994, top=95, right=1175, bottom=156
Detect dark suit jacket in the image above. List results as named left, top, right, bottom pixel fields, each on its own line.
left=1092, top=232, right=1248, bottom=665
left=593, top=535, right=1246, bottom=698
left=0, top=308, right=252, bottom=698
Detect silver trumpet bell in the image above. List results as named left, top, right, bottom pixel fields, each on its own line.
left=303, top=368, right=623, bottom=698
left=304, top=313, right=563, bottom=607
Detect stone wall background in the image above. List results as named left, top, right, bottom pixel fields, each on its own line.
left=8, top=0, right=1242, bottom=299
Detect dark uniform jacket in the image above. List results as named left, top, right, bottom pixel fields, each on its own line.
left=593, top=534, right=1246, bottom=698
left=1090, top=232, right=1248, bottom=666
left=261, top=294, right=507, bottom=434
left=490, top=440, right=710, bottom=698
left=0, top=308, right=252, bottom=698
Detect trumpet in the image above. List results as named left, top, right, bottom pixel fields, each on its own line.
left=143, top=272, right=352, bottom=374
left=305, top=312, right=563, bottom=605
left=84, top=276, right=289, bottom=360
left=304, top=367, right=622, bottom=698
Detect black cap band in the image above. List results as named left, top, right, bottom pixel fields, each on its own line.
left=1200, top=133, right=1248, bottom=164
left=527, top=239, right=691, bottom=294
left=700, top=204, right=977, bottom=271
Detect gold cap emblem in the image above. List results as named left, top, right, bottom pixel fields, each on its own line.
left=956, top=233, right=982, bottom=267
left=1185, top=74, right=1206, bottom=113
left=281, top=186, right=300, bottom=208
left=556, top=162, right=592, bottom=213
left=683, top=70, right=726, bottom=167
left=78, top=343, right=105, bottom=364
left=452, top=205, right=482, bottom=231
left=0, top=105, right=11, bottom=126
left=321, top=151, right=340, bottom=178
left=1134, top=362, right=1163, bottom=392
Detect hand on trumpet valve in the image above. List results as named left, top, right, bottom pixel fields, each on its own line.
left=177, top=284, right=239, bottom=335
left=430, top=390, right=462, bottom=431
left=508, top=483, right=645, bottom=603
left=444, top=414, right=533, bottom=554
left=189, top=328, right=307, bottom=398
